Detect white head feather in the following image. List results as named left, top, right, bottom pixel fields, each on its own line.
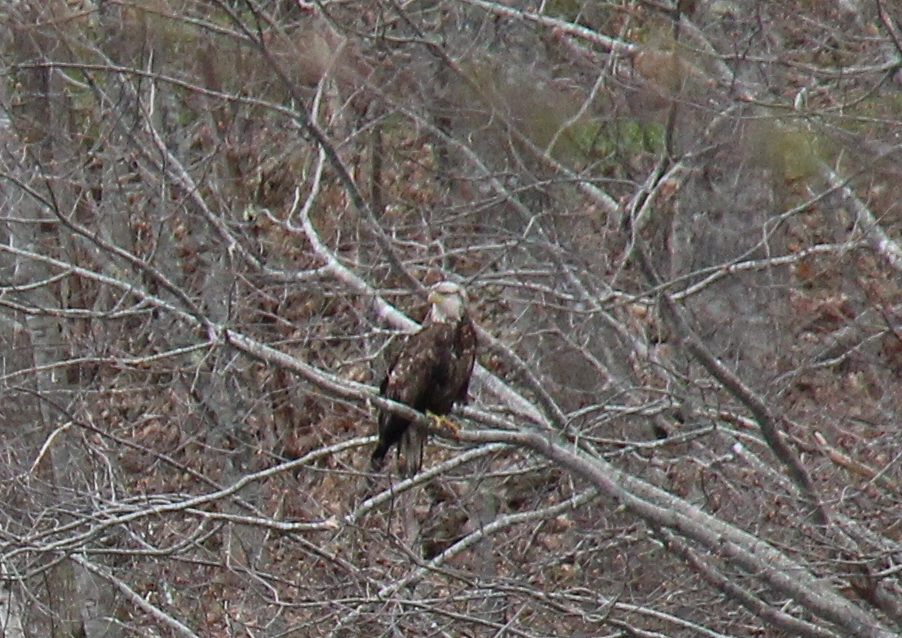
left=426, top=281, right=468, bottom=323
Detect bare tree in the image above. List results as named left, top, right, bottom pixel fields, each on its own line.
left=1, top=1, right=902, bottom=637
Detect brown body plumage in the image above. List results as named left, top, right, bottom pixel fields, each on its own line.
left=371, top=282, right=477, bottom=476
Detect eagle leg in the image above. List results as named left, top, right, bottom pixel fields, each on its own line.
left=426, top=411, right=461, bottom=439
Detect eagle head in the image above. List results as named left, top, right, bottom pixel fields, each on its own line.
left=426, top=281, right=468, bottom=324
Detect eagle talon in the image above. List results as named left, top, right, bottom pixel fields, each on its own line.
left=427, top=411, right=461, bottom=439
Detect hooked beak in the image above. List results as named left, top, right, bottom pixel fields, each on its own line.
left=427, top=290, right=443, bottom=305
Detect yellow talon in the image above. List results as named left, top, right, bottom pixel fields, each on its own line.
left=426, top=411, right=461, bottom=438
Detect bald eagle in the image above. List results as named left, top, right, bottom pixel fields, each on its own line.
left=371, top=281, right=477, bottom=476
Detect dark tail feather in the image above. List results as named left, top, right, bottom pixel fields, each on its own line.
left=399, top=425, right=425, bottom=477
left=370, top=442, right=389, bottom=471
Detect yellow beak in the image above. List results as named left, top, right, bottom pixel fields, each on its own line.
left=427, top=291, right=443, bottom=304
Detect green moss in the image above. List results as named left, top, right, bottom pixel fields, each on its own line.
left=542, top=0, right=582, bottom=20
left=752, top=120, right=823, bottom=182
left=560, top=118, right=664, bottom=163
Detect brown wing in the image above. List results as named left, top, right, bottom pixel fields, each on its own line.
left=371, top=325, right=445, bottom=472
left=370, top=319, right=477, bottom=475
left=452, top=317, right=477, bottom=404
left=422, top=317, right=476, bottom=413
left=383, top=325, right=446, bottom=408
